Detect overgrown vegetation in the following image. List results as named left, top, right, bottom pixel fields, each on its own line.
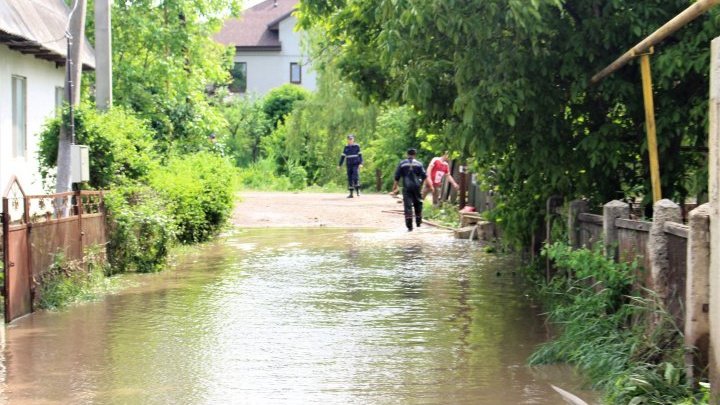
left=104, top=186, right=176, bottom=274
left=298, top=0, right=717, bottom=248
left=423, top=203, right=461, bottom=228
left=530, top=243, right=704, bottom=404
left=36, top=0, right=242, bottom=303
left=149, top=153, right=237, bottom=243
left=36, top=247, right=116, bottom=310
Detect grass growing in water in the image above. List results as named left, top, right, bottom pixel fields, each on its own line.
left=423, top=202, right=461, bottom=228
left=37, top=247, right=120, bottom=310
left=530, top=242, right=706, bottom=404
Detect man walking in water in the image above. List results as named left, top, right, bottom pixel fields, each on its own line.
left=423, top=151, right=459, bottom=206
left=391, top=148, right=429, bottom=231
left=338, top=134, right=363, bottom=198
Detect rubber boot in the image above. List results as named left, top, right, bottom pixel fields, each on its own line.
left=355, top=186, right=360, bottom=197
left=347, top=189, right=354, bottom=198
left=416, top=217, right=422, bottom=228
left=405, top=218, right=413, bottom=231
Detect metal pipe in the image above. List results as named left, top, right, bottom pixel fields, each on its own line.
left=640, top=53, right=662, bottom=202
left=591, top=0, right=720, bottom=84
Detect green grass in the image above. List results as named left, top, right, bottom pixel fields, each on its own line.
left=423, top=202, right=461, bottom=228
left=36, top=247, right=122, bottom=310
left=530, top=243, right=706, bottom=404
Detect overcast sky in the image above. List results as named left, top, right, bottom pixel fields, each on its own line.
left=243, top=0, right=266, bottom=9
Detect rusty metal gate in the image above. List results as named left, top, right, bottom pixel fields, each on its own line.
left=2, top=178, right=32, bottom=322
left=2, top=178, right=107, bottom=323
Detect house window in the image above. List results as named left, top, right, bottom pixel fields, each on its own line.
left=230, top=62, right=247, bottom=93
left=55, top=86, right=65, bottom=114
left=12, top=75, right=27, bottom=158
left=290, top=62, right=301, bottom=84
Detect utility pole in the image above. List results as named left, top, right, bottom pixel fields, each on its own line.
left=709, top=36, right=720, bottom=403
left=56, top=0, right=87, bottom=194
left=95, top=0, right=112, bottom=111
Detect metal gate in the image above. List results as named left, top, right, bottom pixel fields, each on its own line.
left=1, top=178, right=107, bottom=323
left=2, top=177, right=32, bottom=322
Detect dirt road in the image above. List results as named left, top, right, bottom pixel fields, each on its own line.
left=232, top=191, right=407, bottom=229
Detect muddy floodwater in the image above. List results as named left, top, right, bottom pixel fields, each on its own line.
left=1, top=228, right=594, bottom=404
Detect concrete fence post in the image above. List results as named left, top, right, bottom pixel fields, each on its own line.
left=603, top=200, right=629, bottom=260
left=708, top=36, right=720, bottom=400
left=685, top=203, right=711, bottom=387
left=568, top=200, right=589, bottom=249
left=648, top=199, right=682, bottom=304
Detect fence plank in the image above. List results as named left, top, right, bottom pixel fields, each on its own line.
left=665, top=221, right=689, bottom=239
left=578, top=213, right=603, bottom=224
left=616, top=218, right=652, bottom=232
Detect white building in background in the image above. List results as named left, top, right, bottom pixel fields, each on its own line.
left=0, top=0, right=95, bottom=195
left=215, top=0, right=317, bottom=96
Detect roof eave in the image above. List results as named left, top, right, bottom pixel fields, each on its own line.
left=235, top=45, right=281, bottom=51
left=0, top=30, right=96, bottom=70
left=266, top=10, right=295, bottom=30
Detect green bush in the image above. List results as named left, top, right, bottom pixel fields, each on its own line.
left=263, top=84, right=310, bottom=127
left=220, top=96, right=271, bottom=167
left=236, top=159, right=292, bottom=191
left=38, top=104, right=157, bottom=188
left=105, top=185, right=176, bottom=273
left=150, top=152, right=237, bottom=243
left=288, top=164, right=308, bottom=190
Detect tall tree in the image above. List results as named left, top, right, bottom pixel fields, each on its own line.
left=299, top=0, right=719, bottom=245
left=111, top=0, right=241, bottom=154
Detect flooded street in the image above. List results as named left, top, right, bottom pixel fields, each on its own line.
left=2, top=228, right=591, bottom=404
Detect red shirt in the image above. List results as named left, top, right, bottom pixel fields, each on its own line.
left=428, top=158, right=449, bottom=186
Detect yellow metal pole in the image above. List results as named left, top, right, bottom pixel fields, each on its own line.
left=640, top=52, right=662, bottom=203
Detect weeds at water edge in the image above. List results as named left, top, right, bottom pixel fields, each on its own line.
left=529, top=242, right=706, bottom=404
left=37, top=246, right=121, bottom=310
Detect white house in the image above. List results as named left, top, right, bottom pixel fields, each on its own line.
left=0, top=0, right=95, bottom=196
left=215, top=0, right=317, bottom=95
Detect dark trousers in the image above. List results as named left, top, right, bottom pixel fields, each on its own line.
left=402, top=187, right=423, bottom=229
left=346, top=165, right=360, bottom=189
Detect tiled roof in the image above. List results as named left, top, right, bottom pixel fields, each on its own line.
left=215, top=0, right=298, bottom=50
left=0, top=0, right=95, bottom=69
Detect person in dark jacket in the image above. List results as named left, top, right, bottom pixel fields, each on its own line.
left=338, top=134, right=363, bottom=198
left=391, top=148, right=430, bottom=231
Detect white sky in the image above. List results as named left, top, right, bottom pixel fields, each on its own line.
left=243, top=0, right=266, bottom=9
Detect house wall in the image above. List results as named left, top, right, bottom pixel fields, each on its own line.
left=0, top=45, right=65, bottom=195
left=236, top=15, right=317, bottom=95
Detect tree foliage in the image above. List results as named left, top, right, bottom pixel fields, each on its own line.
left=39, top=104, right=157, bottom=188
left=112, top=0, right=240, bottom=153
left=299, top=0, right=718, bottom=245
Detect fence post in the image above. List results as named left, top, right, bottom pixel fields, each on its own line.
left=76, top=191, right=84, bottom=269
left=2, top=199, right=9, bottom=322
left=648, top=199, right=681, bottom=307
left=568, top=200, right=589, bottom=249
left=708, top=36, right=720, bottom=400
left=458, top=165, right=467, bottom=209
left=685, top=203, right=711, bottom=387
left=603, top=200, right=629, bottom=260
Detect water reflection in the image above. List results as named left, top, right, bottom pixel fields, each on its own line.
left=3, top=228, right=592, bottom=404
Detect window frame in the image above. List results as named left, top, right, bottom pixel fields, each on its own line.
left=290, top=62, right=302, bottom=84
left=12, top=75, right=27, bottom=158
left=230, top=61, right=247, bottom=93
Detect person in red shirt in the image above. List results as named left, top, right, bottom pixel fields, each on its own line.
left=423, top=152, right=459, bottom=206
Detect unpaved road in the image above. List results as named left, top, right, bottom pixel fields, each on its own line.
left=233, top=191, right=407, bottom=229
